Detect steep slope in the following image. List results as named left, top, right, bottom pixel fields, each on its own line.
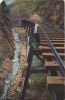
left=39, top=0, right=64, bottom=30
left=9, top=0, right=64, bottom=30
left=0, top=1, right=14, bottom=94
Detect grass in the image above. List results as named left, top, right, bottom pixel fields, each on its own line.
left=31, top=55, right=43, bottom=68
left=28, top=73, right=47, bottom=88
left=25, top=87, right=54, bottom=100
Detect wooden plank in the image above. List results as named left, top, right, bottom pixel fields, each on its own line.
left=48, top=36, right=64, bottom=38
left=46, top=76, right=64, bottom=92
left=40, top=43, right=48, bottom=46
left=40, top=46, right=65, bottom=49
left=40, top=43, right=64, bottom=46
left=40, top=46, right=64, bottom=53
left=52, top=43, right=65, bottom=45
left=50, top=40, right=65, bottom=42
left=43, top=53, right=65, bottom=56
left=45, top=61, right=59, bottom=69
left=52, top=43, right=64, bottom=47
left=49, top=38, right=64, bottom=40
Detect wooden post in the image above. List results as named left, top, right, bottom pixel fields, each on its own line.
left=20, top=46, right=33, bottom=100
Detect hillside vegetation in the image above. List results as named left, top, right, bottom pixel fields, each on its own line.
left=10, top=0, right=64, bottom=29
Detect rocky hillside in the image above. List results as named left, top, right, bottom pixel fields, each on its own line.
left=9, top=0, right=64, bottom=30
left=37, top=0, right=64, bottom=30
left=0, top=1, right=14, bottom=94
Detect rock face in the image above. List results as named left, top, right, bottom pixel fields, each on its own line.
left=0, top=1, right=14, bottom=94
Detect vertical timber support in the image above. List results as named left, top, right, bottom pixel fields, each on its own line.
left=20, top=46, right=33, bottom=100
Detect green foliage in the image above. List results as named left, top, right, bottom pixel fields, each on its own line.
left=28, top=74, right=47, bottom=88
left=9, top=0, right=64, bottom=30
left=32, top=55, right=43, bottom=68
left=11, top=0, right=49, bottom=15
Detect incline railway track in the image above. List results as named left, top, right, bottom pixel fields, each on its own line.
left=20, top=20, right=65, bottom=100
left=40, top=24, right=65, bottom=76
left=39, top=24, right=65, bottom=100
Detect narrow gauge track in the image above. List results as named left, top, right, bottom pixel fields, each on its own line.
left=20, top=20, right=65, bottom=100
left=40, top=25, right=65, bottom=76
left=39, top=24, right=65, bottom=100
